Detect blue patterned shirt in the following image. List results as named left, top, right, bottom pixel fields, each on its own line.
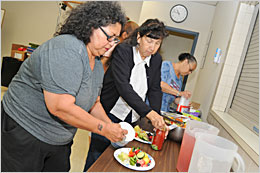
left=161, top=61, right=183, bottom=112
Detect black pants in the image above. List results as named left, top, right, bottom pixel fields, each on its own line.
left=1, top=104, right=73, bottom=172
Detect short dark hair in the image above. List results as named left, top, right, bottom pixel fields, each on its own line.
left=120, top=20, right=139, bottom=36
left=55, top=1, right=126, bottom=45
left=125, top=18, right=169, bottom=46
left=178, top=53, right=197, bottom=64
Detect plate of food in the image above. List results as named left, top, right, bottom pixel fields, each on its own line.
left=114, top=147, right=155, bottom=171
left=134, top=125, right=153, bottom=144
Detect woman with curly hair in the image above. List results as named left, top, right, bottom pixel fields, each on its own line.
left=1, top=1, right=127, bottom=172
left=84, top=18, right=169, bottom=171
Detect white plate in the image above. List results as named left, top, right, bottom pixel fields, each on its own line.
left=114, top=148, right=155, bottom=171
left=119, top=122, right=135, bottom=142
left=134, top=131, right=153, bottom=144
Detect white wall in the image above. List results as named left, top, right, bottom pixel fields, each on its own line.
left=1, top=1, right=143, bottom=58
left=119, top=1, right=143, bottom=23
left=160, top=35, right=194, bottom=62
left=192, top=1, right=240, bottom=121
left=1, top=1, right=63, bottom=57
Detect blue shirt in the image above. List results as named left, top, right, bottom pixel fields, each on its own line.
left=161, top=61, right=183, bottom=112
left=3, top=35, right=104, bottom=145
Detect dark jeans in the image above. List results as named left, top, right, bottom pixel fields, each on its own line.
left=1, top=104, right=73, bottom=172
left=84, top=112, right=136, bottom=171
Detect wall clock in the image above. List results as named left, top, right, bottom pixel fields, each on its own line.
left=170, top=4, right=188, bottom=23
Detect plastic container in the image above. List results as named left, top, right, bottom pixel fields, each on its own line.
left=177, top=96, right=190, bottom=113
left=176, top=120, right=219, bottom=172
left=151, top=129, right=165, bottom=150
left=188, top=133, right=245, bottom=172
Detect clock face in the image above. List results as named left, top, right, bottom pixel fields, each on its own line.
left=170, top=4, right=188, bottom=23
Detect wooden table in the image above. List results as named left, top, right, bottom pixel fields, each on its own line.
left=87, top=139, right=181, bottom=172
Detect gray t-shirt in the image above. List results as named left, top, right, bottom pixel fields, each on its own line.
left=2, top=35, right=104, bottom=145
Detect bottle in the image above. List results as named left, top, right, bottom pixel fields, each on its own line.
left=151, top=129, right=165, bottom=151
left=177, top=96, right=190, bottom=113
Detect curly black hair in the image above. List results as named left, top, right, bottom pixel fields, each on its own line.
left=178, top=53, right=197, bottom=64
left=55, top=1, right=126, bottom=45
left=125, top=18, right=169, bottom=46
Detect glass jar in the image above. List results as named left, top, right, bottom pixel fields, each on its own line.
left=151, top=129, right=165, bottom=150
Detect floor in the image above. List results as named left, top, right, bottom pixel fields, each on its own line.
left=1, top=86, right=90, bottom=172
left=69, top=129, right=90, bottom=172
left=1, top=86, right=8, bottom=99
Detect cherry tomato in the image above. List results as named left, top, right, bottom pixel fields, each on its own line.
left=135, top=149, right=140, bottom=154
left=128, top=150, right=135, bottom=157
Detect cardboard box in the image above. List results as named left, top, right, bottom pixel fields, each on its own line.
left=190, top=102, right=200, bottom=110
left=11, top=43, right=28, bottom=61
left=11, top=50, right=27, bottom=61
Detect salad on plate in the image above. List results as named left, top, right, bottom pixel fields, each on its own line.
left=134, top=125, right=153, bottom=144
left=114, top=147, right=155, bottom=171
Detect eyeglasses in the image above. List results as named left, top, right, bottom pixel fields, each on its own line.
left=99, top=26, right=120, bottom=44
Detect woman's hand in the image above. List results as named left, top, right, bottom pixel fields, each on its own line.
left=146, top=110, right=166, bottom=130
left=103, top=43, right=118, bottom=57
left=174, top=97, right=180, bottom=104
left=154, top=126, right=170, bottom=139
left=103, top=123, right=128, bottom=143
left=164, top=126, right=170, bottom=139
left=180, top=90, right=191, bottom=99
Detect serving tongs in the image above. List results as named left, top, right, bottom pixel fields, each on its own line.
left=161, top=111, right=189, bottom=120
left=161, top=114, right=185, bottom=126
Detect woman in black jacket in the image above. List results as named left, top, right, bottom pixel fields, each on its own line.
left=84, top=18, right=169, bottom=171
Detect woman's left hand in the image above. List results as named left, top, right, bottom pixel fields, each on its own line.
left=164, top=126, right=170, bottom=139
left=146, top=110, right=166, bottom=130
left=153, top=126, right=169, bottom=139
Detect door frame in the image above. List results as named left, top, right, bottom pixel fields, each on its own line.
left=165, top=26, right=199, bottom=91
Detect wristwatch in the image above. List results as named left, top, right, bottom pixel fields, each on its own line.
left=176, top=91, right=180, bottom=97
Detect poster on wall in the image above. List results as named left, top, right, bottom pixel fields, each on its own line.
left=1, top=9, right=5, bottom=27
